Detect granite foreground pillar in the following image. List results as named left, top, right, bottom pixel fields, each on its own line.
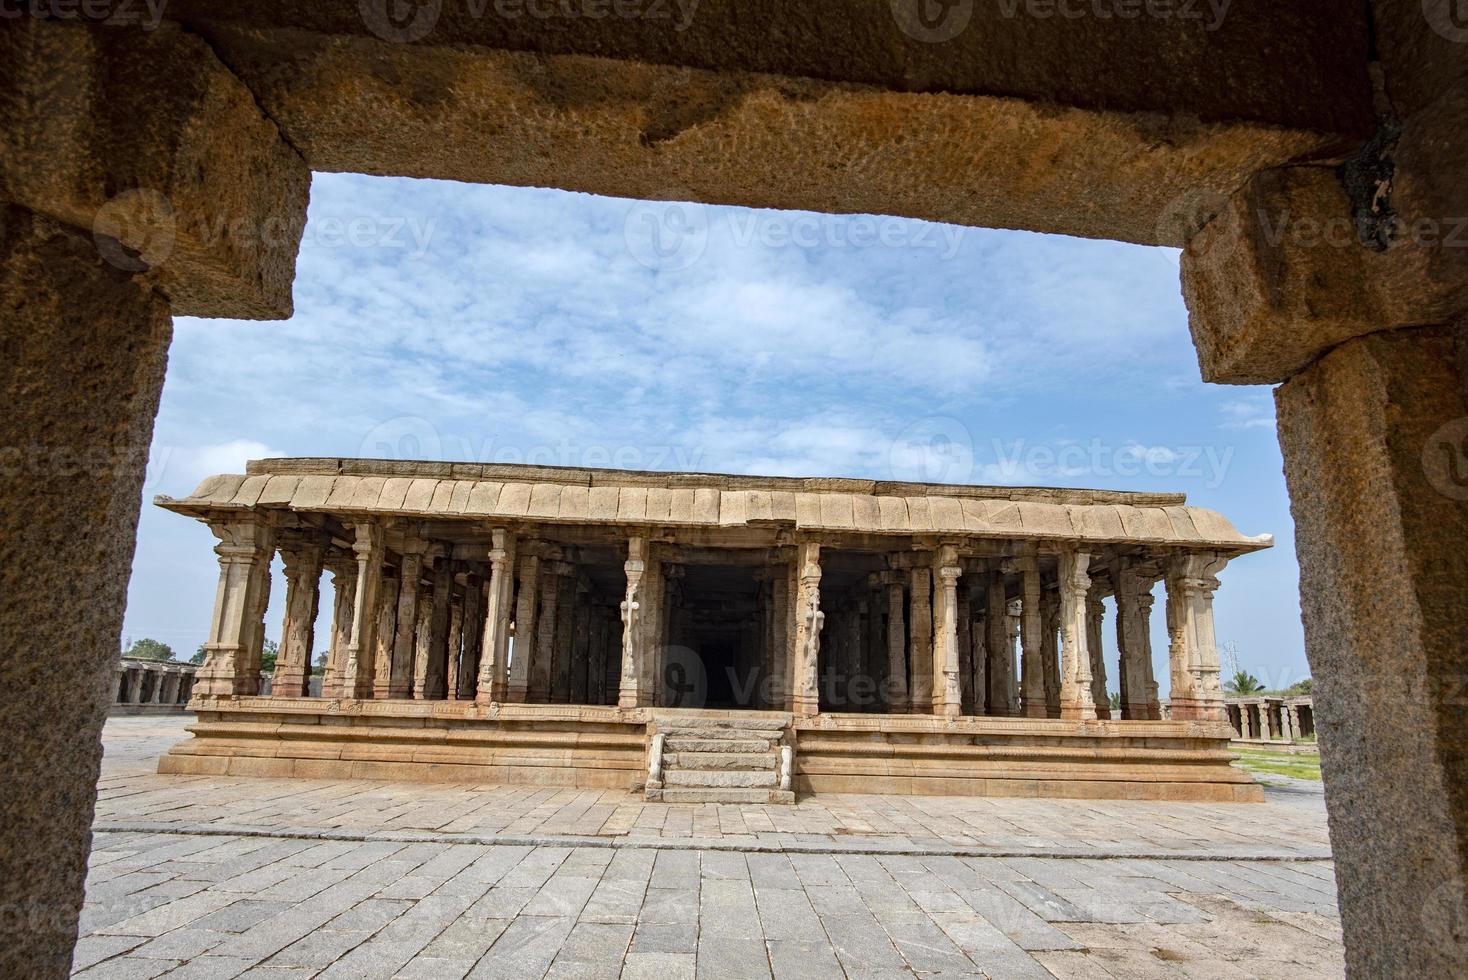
left=1276, top=324, right=1468, bottom=978
left=0, top=205, right=170, bottom=977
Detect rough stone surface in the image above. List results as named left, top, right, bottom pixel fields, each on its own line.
left=1182, top=166, right=1467, bottom=385
left=0, top=19, right=309, bottom=319
left=1276, top=324, right=1468, bottom=978
left=173, top=24, right=1348, bottom=247
left=0, top=206, right=171, bottom=979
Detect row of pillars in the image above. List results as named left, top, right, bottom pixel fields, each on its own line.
left=114, top=661, right=195, bottom=707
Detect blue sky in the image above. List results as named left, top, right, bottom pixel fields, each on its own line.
left=123, top=172, right=1309, bottom=692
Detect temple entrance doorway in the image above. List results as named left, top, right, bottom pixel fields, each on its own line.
left=668, top=560, right=771, bottom=710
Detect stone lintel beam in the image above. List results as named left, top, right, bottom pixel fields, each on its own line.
left=172, top=1, right=1372, bottom=133
left=1276, top=322, right=1468, bottom=978
left=1183, top=162, right=1468, bottom=385
left=172, top=22, right=1360, bottom=247
left=0, top=19, right=309, bottom=320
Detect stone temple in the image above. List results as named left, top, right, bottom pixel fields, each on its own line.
left=157, top=457, right=1270, bottom=804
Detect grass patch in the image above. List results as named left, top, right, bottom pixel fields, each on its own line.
left=1232, top=748, right=1322, bottom=781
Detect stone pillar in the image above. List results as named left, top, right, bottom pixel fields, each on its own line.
left=957, top=586, right=974, bottom=715
left=1113, top=560, right=1157, bottom=720
left=617, top=538, right=646, bottom=709
left=570, top=586, right=592, bottom=704
left=148, top=667, right=164, bottom=704
left=456, top=573, right=484, bottom=701
left=638, top=556, right=666, bottom=707
left=791, top=542, right=824, bottom=717
left=444, top=593, right=463, bottom=700
left=985, top=571, right=1011, bottom=717
left=1239, top=703, right=1253, bottom=739
left=1041, top=590, right=1061, bottom=717
left=552, top=570, right=576, bottom=704
left=768, top=565, right=790, bottom=710
left=342, top=524, right=385, bottom=700
left=195, top=520, right=276, bottom=697
left=385, top=546, right=425, bottom=700
left=1017, top=558, right=1046, bottom=718
left=508, top=553, right=540, bottom=703
left=969, top=610, right=987, bottom=717
left=531, top=563, right=560, bottom=704
left=372, top=565, right=399, bottom=700
left=907, top=565, right=933, bottom=713
left=932, top=546, right=962, bottom=718
left=884, top=579, right=908, bottom=714
left=1058, top=550, right=1097, bottom=721
left=1164, top=552, right=1227, bottom=722
left=1006, top=598, right=1023, bottom=715
left=322, top=557, right=357, bottom=700
left=273, top=536, right=323, bottom=697
left=476, top=529, right=516, bottom=705
left=1086, top=584, right=1110, bottom=720
left=1287, top=704, right=1302, bottom=743
left=417, top=557, right=452, bottom=700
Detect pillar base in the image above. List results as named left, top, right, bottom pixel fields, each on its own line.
left=1060, top=704, right=1098, bottom=722
left=1023, top=702, right=1049, bottom=719
left=1169, top=698, right=1226, bottom=722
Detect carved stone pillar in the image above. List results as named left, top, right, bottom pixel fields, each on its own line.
left=1086, top=584, right=1110, bottom=720
left=1006, top=597, right=1023, bottom=715
left=1040, top=590, right=1061, bottom=718
left=791, top=542, right=823, bottom=717
left=769, top=564, right=790, bottom=710
left=195, top=520, right=276, bottom=697
left=932, top=546, right=963, bottom=718
left=1018, top=558, right=1046, bottom=718
left=884, top=579, right=908, bottom=714
left=444, top=593, right=463, bottom=700
left=985, top=571, right=1011, bottom=717
left=639, top=556, right=668, bottom=707
left=385, top=545, right=425, bottom=700
left=956, top=585, right=974, bottom=715
left=617, top=537, right=646, bottom=709
left=907, top=565, right=932, bottom=713
left=476, top=529, right=516, bottom=705
left=531, top=563, right=560, bottom=704
left=1114, top=559, right=1158, bottom=721
left=1058, top=549, right=1097, bottom=721
left=273, top=536, right=323, bottom=697
left=321, top=557, right=357, bottom=699
left=455, top=573, right=484, bottom=700
left=411, top=588, right=432, bottom=700
left=969, top=609, right=987, bottom=716
left=508, top=553, right=540, bottom=703
left=553, top=571, right=576, bottom=703
left=417, top=557, right=452, bottom=700
left=372, top=564, right=399, bottom=700
left=342, top=524, right=384, bottom=700
left=1165, top=552, right=1228, bottom=722
left=570, top=585, right=592, bottom=704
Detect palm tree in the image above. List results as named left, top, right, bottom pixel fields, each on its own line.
left=1226, top=670, right=1265, bottom=696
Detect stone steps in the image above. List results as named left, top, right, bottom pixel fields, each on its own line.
left=656, top=787, right=797, bottom=805
left=664, top=768, right=777, bottom=788
left=664, top=737, right=775, bottom=754
left=664, top=752, right=775, bottom=770
left=649, top=715, right=794, bottom=804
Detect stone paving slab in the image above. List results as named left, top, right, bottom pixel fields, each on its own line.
left=74, top=717, right=1344, bottom=978
left=97, top=718, right=1332, bottom=860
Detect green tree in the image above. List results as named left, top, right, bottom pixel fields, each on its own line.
left=1286, top=678, right=1313, bottom=696
left=260, top=639, right=279, bottom=673
left=1108, top=692, right=1121, bottom=711
left=1226, top=669, right=1265, bottom=696
left=124, top=637, right=176, bottom=661
left=191, top=644, right=208, bottom=665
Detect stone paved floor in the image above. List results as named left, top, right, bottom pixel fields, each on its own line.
left=74, top=716, right=1344, bottom=978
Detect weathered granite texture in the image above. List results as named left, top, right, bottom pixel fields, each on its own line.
left=1277, top=324, right=1468, bottom=978
left=0, top=206, right=171, bottom=979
